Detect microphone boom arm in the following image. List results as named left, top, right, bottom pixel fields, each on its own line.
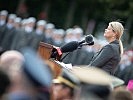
left=60, top=52, right=70, bottom=62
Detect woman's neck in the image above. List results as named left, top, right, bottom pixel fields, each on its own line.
left=107, top=38, right=116, bottom=43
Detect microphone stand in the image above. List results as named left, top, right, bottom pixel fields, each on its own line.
left=59, top=41, right=94, bottom=62
left=60, top=52, right=70, bottom=62
left=60, top=45, right=83, bottom=62
left=78, top=41, right=94, bottom=49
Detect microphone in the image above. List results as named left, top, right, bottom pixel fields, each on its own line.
left=60, top=41, right=79, bottom=53
left=78, top=34, right=94, bottom=47
left=85, top=34, right=94, bottom=44
left=61, top=35, right=94, bottom=52
left=50, top=41, right=79, bottom=59
left=50, top=34, right=94, bottom=59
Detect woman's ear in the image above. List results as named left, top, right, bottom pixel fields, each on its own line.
left=113, top=31, right=117, bottom=38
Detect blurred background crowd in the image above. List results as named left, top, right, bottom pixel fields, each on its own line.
left=0, top=0, right=133, bottom=100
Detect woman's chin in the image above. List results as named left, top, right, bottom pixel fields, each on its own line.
left=104, top=33, right=106, bottom=37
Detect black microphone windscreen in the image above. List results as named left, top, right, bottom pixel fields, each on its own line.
left=61, top=41, right=79, bottom=53
left=85, top=35, right=93, bottom=43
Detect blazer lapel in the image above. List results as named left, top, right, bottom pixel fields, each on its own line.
left=91, top=48, right=103, bottom=61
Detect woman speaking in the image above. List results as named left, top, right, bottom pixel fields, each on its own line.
left=89, top=21, right=124, bottom=75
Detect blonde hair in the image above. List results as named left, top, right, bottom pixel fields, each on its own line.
left=109, top=21, right=124, bottom=55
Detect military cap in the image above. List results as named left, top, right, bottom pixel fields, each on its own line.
left=27, top=17, right=36, bottom=23
left=37, top=20, right=46, bottom=26
left=71, top=66, right=124, bottom=88
left=8, top=14, right=16, bottom=20
left=15, top=17, right=22, bottom=23
left=73, top=27, right=83, bottom=36
left=71, top=66, right=112, bottom=86
left=46, top=23, right=55, bottom=29
left=0, top=10, right=8, bottom=16
left=66, top=28, right=73, bottom=34
left=53, top=69, right=80, bottom=88
left=21, top=48, right=53, bottom=88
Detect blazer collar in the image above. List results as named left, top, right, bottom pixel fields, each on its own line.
left=109, top=40, right=119, bottom=44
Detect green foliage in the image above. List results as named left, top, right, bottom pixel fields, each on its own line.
left=0, top=0, right=133, bottom=40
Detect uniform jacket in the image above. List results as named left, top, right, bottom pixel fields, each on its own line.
left=89, top=40, right=121, bottom=75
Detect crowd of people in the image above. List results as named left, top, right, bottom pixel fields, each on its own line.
left=0, top=9, right=133, bottom=100
left=0, top=10, right=103, bottom=65
left=0, top=49, right=133, bottom=100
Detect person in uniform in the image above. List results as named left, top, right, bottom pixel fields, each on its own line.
left=71, top=66, right=124, bottom=100
left=52, top=69, right=80, bottom=100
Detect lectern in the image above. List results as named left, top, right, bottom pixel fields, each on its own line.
left=38, top=42, right=62, bottom=78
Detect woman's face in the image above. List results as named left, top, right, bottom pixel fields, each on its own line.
left=104, top=24, right=116, bottom=40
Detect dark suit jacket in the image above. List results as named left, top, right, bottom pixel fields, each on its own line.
left=1, top=27, right=16, bottom=50
left=11, top=29, right=33, bottom=51
left=0, top=24, right=7, bottom=45
left=89, top=40, right=121, bottom=75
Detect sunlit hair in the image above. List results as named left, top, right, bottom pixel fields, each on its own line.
left=109, top=21, right=124, bottom=55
